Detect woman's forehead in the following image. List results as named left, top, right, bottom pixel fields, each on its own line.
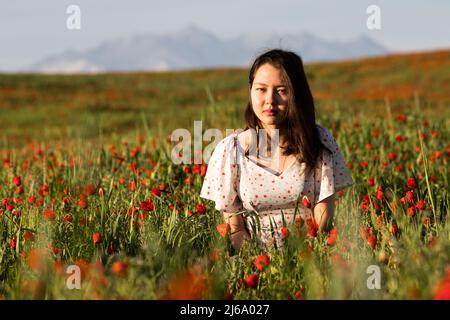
left=253, top=64, right=285, bottom=85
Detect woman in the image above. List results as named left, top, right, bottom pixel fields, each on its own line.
left=200, top=49, right=353, bottom=251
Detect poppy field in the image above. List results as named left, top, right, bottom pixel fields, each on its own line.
left=0, top=50, right=449, bottom=299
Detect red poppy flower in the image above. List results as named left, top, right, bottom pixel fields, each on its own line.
left=244, top=274, right=259, bottom=289
left=151, top=188, right=161, bottom=197
left=216, top=223, right=230, bottom=237
left=302, top=196, right=311, bottom=208
left=406, top=178, right=416, bottom=190
left=84, top=184, right=95, bottom=195
left=406, top=191, right=414, bottom=204
left=128, top=181, right=136, bottom=192
left=415, top=200, right=426, bottom=210
left=195, top=203, right=207, bottom=215
left=280, top=227, right=289, bottom=238
left=254, top=255, right=270, bottom=271
left=388, top=153, right=397, bottom=161
left=13, top=176, right=22, bottom=187
left=78, top=198, right=88, bottom=209
left=367, top=235, right=376, bottom=249
left=140, top=200, right=154, bottom=212
left=407, top=206, right=416, bottom=218
left=92, top=232, right=102, bottom=245
left=367, top=178, right=375, bottom=186
left=374, top=186, right=384, bottom=200
left=327, top=229, right=338, bottom=246
left=130, top=147, right=141, bottom=158
left=43, top=208, right=56, bottom=221
left=28, top=196, right=36, bottom=205
left=111, top=261, right=128, bottom=277
left=192, top=164, right=201, bottom=175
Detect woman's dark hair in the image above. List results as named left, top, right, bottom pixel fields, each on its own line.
left=244, top=49, right=330, bottom=177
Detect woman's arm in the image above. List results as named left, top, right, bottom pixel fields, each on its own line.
left=223, top=212, right=250, bottom=251
left=313, top=193, right=336, bottom=233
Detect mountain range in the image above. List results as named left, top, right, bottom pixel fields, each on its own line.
left=29, top=25, right=388, bottom=73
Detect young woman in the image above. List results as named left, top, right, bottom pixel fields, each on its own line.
left=200, top=49, right=353, bottom=251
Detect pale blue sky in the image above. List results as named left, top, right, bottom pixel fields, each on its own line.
left=0, top=0, right=449, bottom=70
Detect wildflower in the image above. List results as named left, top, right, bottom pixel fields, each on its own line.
left=43, top=208, right=56, bottom=221
left=407, top=206, right=416, bottom=218
left=128, top=181, right=135, bottom=192
left=415, top=200, right=426, bottom=210
left=111, top=262, right=128, bottom=277
left=367, top=235, right=376, bottom=249
left=28, top=196, right=36, bottom=205
left=374, top=186, right=384, bottom=201
left=84, top=184, right=95, bottom=195
left=405, top=190, right=414, bottom=205
left=406, top=178, right=416, bottom=190
left=388, top=153, right=397, bottom=161
left=140, top=200, right=154, bottom=212
left=244, top=274, right=259, bottom=289
left=302, top=195, right=311, bottom=208
left=327, top=229, right=338, bottom=246
left=254, top=255, right=270, bottom=271
left=367, top=178, right=375, bottom=186
left=216, top=223, right=230, bottom=237
left=78, top=197, right=88, bottom=209
left=92, top=232, right=102, bottom=245
left=280, top=227, right=289, bottom=238
left=13, top=176, right=22, bottom=187
left=195, top=203, right=206, bottom=215
left=151, top=188, right=161, bottom=197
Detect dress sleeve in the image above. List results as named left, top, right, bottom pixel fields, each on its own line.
left=200, top=134, right=244, bottom=213
left=315, top=126, right=354, bottom=203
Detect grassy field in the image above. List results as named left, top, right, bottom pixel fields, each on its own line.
left=0, top=49, right=449, bottom=299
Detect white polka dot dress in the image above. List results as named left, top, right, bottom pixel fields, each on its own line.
left=200, top=125, right=354, bottom=249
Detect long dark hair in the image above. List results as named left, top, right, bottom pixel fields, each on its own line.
left=244, top=49, right=330, bottom=177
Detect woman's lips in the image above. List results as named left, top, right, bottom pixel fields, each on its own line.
left=264, top=110, right=277, bottom=116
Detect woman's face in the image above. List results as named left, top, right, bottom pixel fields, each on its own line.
left=250, top=63, right=289, bottom=130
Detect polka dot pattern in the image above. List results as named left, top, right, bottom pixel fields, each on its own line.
left=200, top=125, right=354, bottom=249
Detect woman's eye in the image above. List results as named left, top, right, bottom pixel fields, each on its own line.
left=256, top=88, right=265, bottom=92
left=277, top=89, right=286, bottom=94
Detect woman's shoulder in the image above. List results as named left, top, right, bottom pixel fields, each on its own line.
left=210, top=131, right=240, bottom=156
left=316, top=124, right=338, bottom=152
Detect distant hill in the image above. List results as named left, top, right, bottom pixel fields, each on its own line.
left=28, top=24, right=388, bottom=73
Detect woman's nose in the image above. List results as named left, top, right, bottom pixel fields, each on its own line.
left=265, top=90, right=276, bottom=105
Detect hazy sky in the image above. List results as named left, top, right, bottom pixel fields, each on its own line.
left=1, top=0, right=449, bottom=70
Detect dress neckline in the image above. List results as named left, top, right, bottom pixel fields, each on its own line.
left=233, top=134, right=298, bottom=177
